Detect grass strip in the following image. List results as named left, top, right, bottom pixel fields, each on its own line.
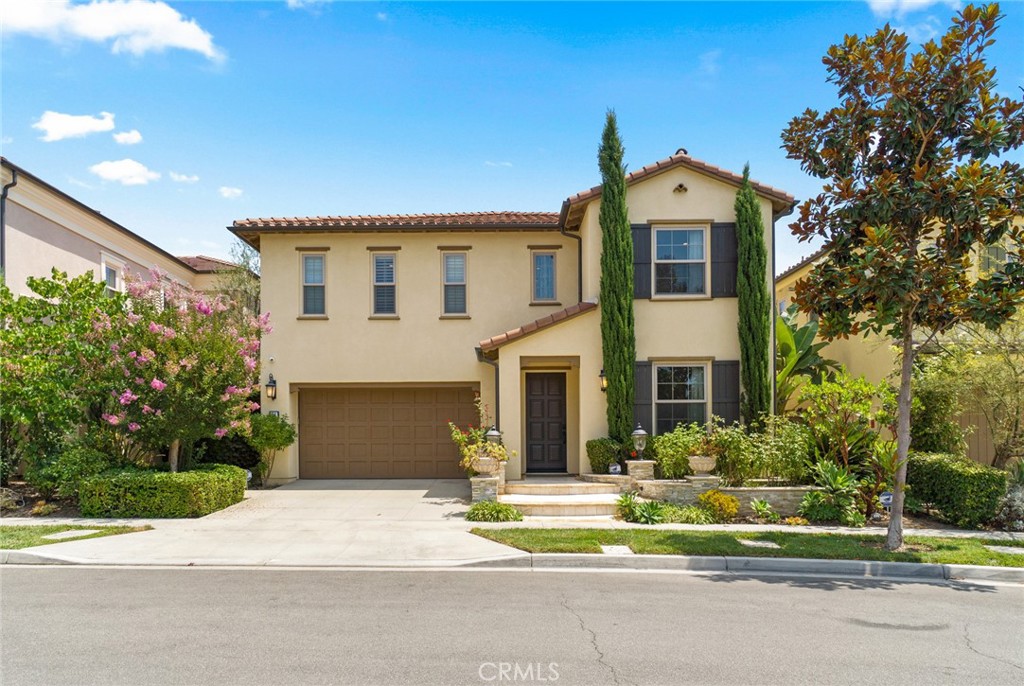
left=0, top=525, right=150, bottom=550
left=471, top=528, right=1024, bottom=568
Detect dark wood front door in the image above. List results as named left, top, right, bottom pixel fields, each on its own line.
left=525, top=373, right=567, bottom=473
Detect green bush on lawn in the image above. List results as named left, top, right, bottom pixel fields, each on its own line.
left=78, top=464, right=246, bottom=518
left=586, top=438, right=622, bottom=474
left=907, top=453, right=1008, bottom=529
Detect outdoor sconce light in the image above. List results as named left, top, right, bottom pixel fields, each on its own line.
left=631, top=423, right=648, bottom=454
left=265, top=374, right=277, bottom=400
left=599, top=369, right=608, bottom=392
left=485, top=426, right=502, bottom=444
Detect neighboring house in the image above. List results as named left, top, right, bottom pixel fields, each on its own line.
left=774, top=228, right=1023, bottom=466
left=233, top=152, right=795, bottom=483
left=1, top=157, right=221, bottom=296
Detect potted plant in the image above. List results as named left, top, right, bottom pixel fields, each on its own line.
left=447, top=397, right=515, bottom=477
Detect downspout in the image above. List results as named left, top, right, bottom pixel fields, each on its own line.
left=476, top=347, right=500, bottom=430
left=560, top=225, right=583, bottom=304
left=1, top=168, right=18, bottom=274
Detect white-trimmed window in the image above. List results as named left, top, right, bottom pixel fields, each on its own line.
left=100, top=254, right=125, bottom=297
left=532, top=251, right=557, bottom=302
left=654, top=227, right=707, bottom=295
left=372, top=253, right=397, bottom=315
left=302, top=254, right=326, bottom=315
left=654, top=364, right=708, bottom=434
left=980, top=244, right=1009, bottom=273
left=442, top=252, right=467, bottom=315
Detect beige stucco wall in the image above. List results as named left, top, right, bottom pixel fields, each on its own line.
left=259, top=229, right=579, bottom=481
left=2, top=167, right=198, bottom=296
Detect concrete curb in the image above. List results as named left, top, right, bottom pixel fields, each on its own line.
left=494, top=553, right=1024, bottom=583
left=1, top=550, right=82, bottom=565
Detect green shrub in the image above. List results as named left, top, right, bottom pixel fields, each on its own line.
left=195, top=434, right=260, bottom=470
left=911, top=355, right=968, bottom=456
left=634, top=500, right=665, bottom=525
left=617, top=492, right=640, bottom=521
left=993, top=487, right=1024, bottom=532
left=586, top=438, right=622, bottom=474
left=907, top=453, right=1009, bottom=528
left=78, top=464, right=246, bottom=518
left=750, top=498, right=781, bottom=523
left=465, top=501, right=523, bottom=522
left=662, top=503, right=716, bottom=524
left=798, top=461, right=865, bottom=526
left=750, top=416, right=814, bottom=485
left=697, top=489, right=739, bottom=522
left=651, top=423, right=703, bottom=479
left=707, top=423, right=754, bottom=486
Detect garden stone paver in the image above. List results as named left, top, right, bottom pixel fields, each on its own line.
left=600, top=545, right=634, bottom=555
left=41, top=529, right=101, bottom=540
left=984, top=545, right=1024, bottom=555
left=738, top=539, right=781, bottom=549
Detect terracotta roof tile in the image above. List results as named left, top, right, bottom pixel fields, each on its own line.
left=233, top=211, right=560, bottom=230
left=177, top=255, right=238, bottom=272
left=479, top=301, right=597, bottom=353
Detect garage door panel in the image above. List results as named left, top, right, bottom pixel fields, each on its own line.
left=299, top=386, right=475, bottom=479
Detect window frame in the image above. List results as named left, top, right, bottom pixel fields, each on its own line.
left=100, top=253, right=125, bottom=297
left=300, top=253, right=327, bottom=317
left=440, top=251, right=468, bottom=316
left=531, top=250, right=558, bottom=304
left=651, top=225, right=710, bottom=298
left=370, top=251, right=398, bottom=317
left=652, top=361, right=710, bottom=435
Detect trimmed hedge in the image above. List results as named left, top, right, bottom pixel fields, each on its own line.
left=586, top=438, right=621, bottom=474
left=79, top=464, right=246, bottom=518
left=907, top=453, right=1008, bottom=529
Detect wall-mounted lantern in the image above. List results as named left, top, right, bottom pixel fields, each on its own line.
left=599, top=369, right=608, bottom=392
left=265, top=374, right=277, bottom=400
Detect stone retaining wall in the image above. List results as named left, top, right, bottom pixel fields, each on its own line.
left=470, top=476, right=499, bottom=502
left=637, top=478, right=819, bottom=517
left=720, top=486, right=820, bottom=517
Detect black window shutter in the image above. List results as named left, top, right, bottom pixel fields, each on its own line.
left=710, top=222, right=738, bottom=298
left=712, top=360, right=741, bottom=426
left=633, top=361, right=653, bottom=434
left=631, top=224, right=652, bottom=299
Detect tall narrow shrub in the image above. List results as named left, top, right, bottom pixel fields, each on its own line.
left=735, top=165, right=771, bottom=423
left=598, top=111, right=636, bottom=442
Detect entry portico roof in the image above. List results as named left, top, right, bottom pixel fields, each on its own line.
left=478, top=301, right=597, bottom=355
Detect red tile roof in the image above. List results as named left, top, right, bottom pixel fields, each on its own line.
left=177, top=255, right=238, bottom=273
left=479, top=301, right=598, bottom=353
left=233, top=211, right=560, bottom=230
left=562, top=152, right=796, bottom=209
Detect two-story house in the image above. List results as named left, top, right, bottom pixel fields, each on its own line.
left=233, top=152, right=795, bottom=484
left=2, top=157, right=227, bottom=297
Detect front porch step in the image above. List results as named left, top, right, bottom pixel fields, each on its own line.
left=504, top=481, right=620, bottom=496
left=498, top=493, right=620, bottom=517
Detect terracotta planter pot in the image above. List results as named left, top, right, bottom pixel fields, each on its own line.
left=688, top=455, right=717, bottom=476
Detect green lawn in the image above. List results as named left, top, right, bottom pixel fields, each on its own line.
left=471, top=528, right=1024, bottom=568
left=0, top=525, right=150, bottom=550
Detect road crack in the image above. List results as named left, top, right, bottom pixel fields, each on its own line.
left=963, top=622, right=1024, bottom=672
left=560, top=594, right=632, bottom=686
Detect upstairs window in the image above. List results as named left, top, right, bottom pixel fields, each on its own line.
left=532, top=252, right=557, bottom=302
left=104, top=265, right=120, bottom=297
left=980, top=244, right=1008, bottom=273
left=654, top=228, right=706, bottom=295
left=442, top=252, right=467, bottom=315
left=372, top=253, right=397, bottom=315
left=302, top=254, right=326, bottom=315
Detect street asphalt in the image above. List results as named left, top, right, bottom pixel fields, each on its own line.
left=2, top=567, right=1022, bottom=686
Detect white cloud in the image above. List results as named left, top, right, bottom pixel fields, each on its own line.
left=286, top=1, right=326, bottom=9
left=33, top=110, right=115, bottom=142
left=219, top=186, right=243, bottom=199
left=89, top=158, right=160, bottom=185
left=113, top=129, right=143, bottom=145
left=169, top=171, right=199, bottom=183
left=4, top=0, right=224, bottom=62
left=698, top=50, right=722, bottom=78
left=894, top=16, right=944, bottom=42
left=484, top=161, right=513, bottom=168
left=1, top=137, right=13, bottom=145
left=866, top=0, right=959, bottom=19
left=376, top=12, right=388, bottom=22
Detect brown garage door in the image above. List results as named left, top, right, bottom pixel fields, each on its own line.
left=298, top=386, right=478, bottom=479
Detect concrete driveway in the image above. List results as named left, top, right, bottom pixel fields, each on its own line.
left=3, top=479, right=527, bottom=567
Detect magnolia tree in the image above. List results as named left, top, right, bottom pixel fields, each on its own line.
left=782, top=4, right=1024, bottom=549
left=92, top=273, right=272, bottom=471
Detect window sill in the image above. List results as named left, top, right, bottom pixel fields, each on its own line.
left=530, top=301, right=562, bottom=307
left=297, top=315, right=329, bottom=320
left=368, top=315, right=400, bottom=320
left=649, top=294, right=712, bottom=301
left=439, top=314, right=471, bottom=320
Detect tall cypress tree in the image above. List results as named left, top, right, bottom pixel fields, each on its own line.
left=598, top=111, right=636, bottom=442
left=735, top=164, right=771, bottom=423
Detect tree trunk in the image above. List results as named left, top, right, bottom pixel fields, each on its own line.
left=168, top=438, right=181, bottom=473
left=991, top=443, right=1010, bottom=470
left=887, top=322, right=916, bottom=551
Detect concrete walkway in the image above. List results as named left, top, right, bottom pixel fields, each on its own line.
left=1, top=480, right=527, bottom=567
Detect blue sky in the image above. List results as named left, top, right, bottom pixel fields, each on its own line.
left=3, top=1, right=1023, bottom=272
